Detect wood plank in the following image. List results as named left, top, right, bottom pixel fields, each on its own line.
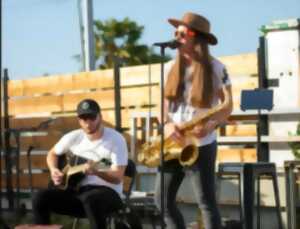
left=62, top=90, right=115, bottom=111
left=13, top=127, right=132, bottom=151
left=218, top=52, right=257, bottom=76
left=121, top=85, right=160, bottom=107
left=218, top=135, right=300, bottom=144
left=8, top=52, right=258, bottom=98
left=60, top=84, right=159, bottom=110
left=12, top=132, right=61, bottom=151
left=263, top=136, right=300, bottom=143
left=1, top=155, right=47, bottom=170
left=9, top=95, right=64, bottom=115
left=120, top=64, right=160, bottom=86
left=10, top=116, right=79, bottom=132
left=224, top=124, right=256, bottom=136
left=9, top=91, right=115, bottom=116
left=19, top=154, right=47, bottom=169
left=65, top=85, right=158, bottom=112
left=8, top=70, right=114, bottom=97
left=231, top=108, right=300, bottom=118
left=63, top=102, right=158, bottom=129
left=8, top=75, right=73, bottom=97
left=71, top=70, right=114, bottom=90
left=8, top=80, right=24, bottom=97
left=10, top=112, right=114, bottom=130
left=8, top=108, right=160, bottom=151
left=217, top=148, right=257, bottom=162
left=9, top=85, right=159, bottom=116
left=1, top=173, right=50, bottom=189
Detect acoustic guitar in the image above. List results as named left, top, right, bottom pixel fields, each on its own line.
left=50, top=156, right=112, bottom=191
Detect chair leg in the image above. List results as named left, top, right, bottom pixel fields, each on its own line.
left=243, top=167, right=254, bottom=229
left=107, top=216, right=112, bottom=229
left=272, top=173, right=284, bottom=229
left=72, top=218, right=79, bottom=229
left=257, top=176, right=261, bottom=229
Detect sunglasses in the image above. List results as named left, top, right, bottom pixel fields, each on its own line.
left=174, top=29, right=196, bottom=39
left=78, top=114, right=97, bottom=121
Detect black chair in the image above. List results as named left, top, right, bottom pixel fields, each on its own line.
left=72, top=159, right=142, bottom=229
left=218, top=162, right=283, bottom=229
left=284, top=160, right=300, bottom=229
left=107, top=159, right=142, bottom=229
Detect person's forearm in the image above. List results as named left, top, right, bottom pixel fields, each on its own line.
left=89, top=165, right=126, bottom=184
left=211, top=85, right=233, bottom=126
left=211, top=104, right=233, bottom=126
left=94, top=170, right=123, bottom=184
left=46, top=150, right=58, bottom=172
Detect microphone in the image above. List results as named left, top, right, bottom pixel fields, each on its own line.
left=153, top=39, right=181, bottom=49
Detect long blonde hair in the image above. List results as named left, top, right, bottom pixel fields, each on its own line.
left=165, top=36, right=214, bottom=108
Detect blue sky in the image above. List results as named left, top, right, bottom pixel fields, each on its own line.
left=3, top=0, right=300, bottom=80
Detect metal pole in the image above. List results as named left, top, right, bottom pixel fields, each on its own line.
left=257, top=37, right=269, bottom=161
left=113, top=57, right=122, bottom=133
left=159, top=47, right=165, bottom=229
left=3, top=69, right=13, bottom=209
left=0, top=70, right=2, bottom=213
left=0, top=0, right=2, bottom=212
left=0, top=4, right=11, bottom=228
left=81, top=0, right=95, bottom=71
left=77, top=0, right=86, bottom=71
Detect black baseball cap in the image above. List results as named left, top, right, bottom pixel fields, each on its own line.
left=77, top=99, right=100, bottom=116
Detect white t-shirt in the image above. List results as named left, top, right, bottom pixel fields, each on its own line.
left=165, top=58, right=231, bottom=146
left=54, top=127, right=128, bottom=194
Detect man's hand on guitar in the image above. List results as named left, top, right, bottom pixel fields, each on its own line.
left=192, top=120, right=218, bottom=138
left=84, top=160, right=97, bottom=175
left=50, top=168, right=64, bottom=185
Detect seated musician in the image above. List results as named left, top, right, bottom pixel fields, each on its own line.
left=32, top=99, right=128, bottom=229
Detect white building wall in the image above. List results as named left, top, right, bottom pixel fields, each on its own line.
left=264, top=19, right=300, bottom=166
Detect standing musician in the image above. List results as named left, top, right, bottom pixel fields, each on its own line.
left=32, top=99, right=128, bottom=229
left=154, top=12, right=233, bottom=229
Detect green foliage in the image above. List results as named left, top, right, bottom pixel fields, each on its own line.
left=288, top=122, right=300, bottom=159
left=93, top=17, right=170, bottom=69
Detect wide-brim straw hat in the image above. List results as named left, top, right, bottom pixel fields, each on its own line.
left=168, top=12, right=218, bottom=45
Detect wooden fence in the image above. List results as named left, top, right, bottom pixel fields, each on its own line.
left=2, top=52, right=258, bottom=189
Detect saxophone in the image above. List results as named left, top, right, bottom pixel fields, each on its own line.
left=138, top=87, right=229, bottom=167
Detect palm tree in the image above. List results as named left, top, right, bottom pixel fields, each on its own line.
left=93, top=17, right=170, bottom=69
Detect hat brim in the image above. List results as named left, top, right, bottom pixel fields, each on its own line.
left=168, top=18, right=218, bottom=45
left=77, top=110, right=98, bottom=116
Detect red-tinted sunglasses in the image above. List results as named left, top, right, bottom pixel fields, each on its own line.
left=174, top=29, right=196, bottom=39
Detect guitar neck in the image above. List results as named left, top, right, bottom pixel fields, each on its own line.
left=66, top=164, right=87, bottom=176
left=65, top=160, right=111, bottom=176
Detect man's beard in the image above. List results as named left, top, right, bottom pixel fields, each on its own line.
left=86, top=121, right=101, bottom=135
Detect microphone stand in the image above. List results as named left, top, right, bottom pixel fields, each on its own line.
left=158, top=45, right=166, bottom=229
left=153, top=40, right=180, bottom=229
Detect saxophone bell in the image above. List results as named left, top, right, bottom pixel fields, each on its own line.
left=179, top=144, right=199, bottom=166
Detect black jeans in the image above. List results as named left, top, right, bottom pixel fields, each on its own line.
left=155, top=141, right=222, bottom=229
left=32, top=185, right=123, bottom=229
